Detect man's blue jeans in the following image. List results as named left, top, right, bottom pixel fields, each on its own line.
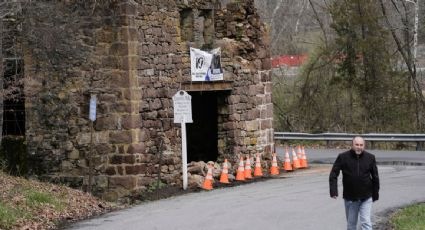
left=344, top=197, right=373, bottom=230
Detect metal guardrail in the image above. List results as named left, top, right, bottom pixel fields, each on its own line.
left=274, top=132, right=425, bottom=150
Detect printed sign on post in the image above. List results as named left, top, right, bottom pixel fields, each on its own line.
left=172, top=90, right=193, bottom=123
left=172, top=90, right=193, bottom=190
left=89, top=95, right=97, bottom=121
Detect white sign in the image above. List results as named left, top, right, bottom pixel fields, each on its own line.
left=173, top=90, right=193, bottom=123
left=89, top=95, right=97, bottom=121
left=190, top=47, right=224, bottom=81
left=172, top=90, right=193, bottom=190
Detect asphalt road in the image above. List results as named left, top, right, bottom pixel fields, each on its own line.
left=68, top=149, right=425, bottom=230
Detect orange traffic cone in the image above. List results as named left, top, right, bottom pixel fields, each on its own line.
left=301, top=145, right=309, bottom=168
left=220, top=159, right=230, bottom=183
left=283, top=146, right=293, bottom=171
left=291, top=147, right=301, bottom=169
left=202, top=164, right=213, bottom=190
left=235, top=157, right=245, bottom=181
left=254, top=152, right=263, bottom=177
left=270, top=153, right=280, bottom=175
left=297, top=145, right=305, bottom=168
left=297, top=145, right=303, bottom=163
left=244, top=155, right=253, bottom=179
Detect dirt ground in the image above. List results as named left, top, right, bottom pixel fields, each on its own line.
left=126, top=175, right=283, bottom=204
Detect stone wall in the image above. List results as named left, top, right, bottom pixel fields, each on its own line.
left=21, top=0, right=273, bottom=200
left=215, top=2, right=273, bottom=159
left=23, top=1, right=141, bottom=199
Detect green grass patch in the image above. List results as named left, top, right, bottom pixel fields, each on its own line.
left=0, top=201, right=23, bottom=230
left=24, top=190, right=64, bottom=211
left=146, top=181, right=167, bottom=193
left=391, top=203, right=425, bottom=230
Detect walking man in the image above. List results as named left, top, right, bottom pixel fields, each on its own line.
left=329, top=136, right=380, bottom=230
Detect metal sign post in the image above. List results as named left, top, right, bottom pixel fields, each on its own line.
left=172, top=90, right=193, bottom=190
left=181, top=120, right=188, bottom=190
left=88, top=94, right=97, bottom=193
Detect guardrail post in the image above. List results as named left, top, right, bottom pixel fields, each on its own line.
left=326, top=140, right=330, bottom=148
left=416, top=141, right=424, bottom=151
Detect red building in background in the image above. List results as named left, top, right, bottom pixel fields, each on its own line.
left=271, top=54, right=308, bottom=68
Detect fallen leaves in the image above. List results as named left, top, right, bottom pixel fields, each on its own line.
left=0, top=172, right=114, bottom=230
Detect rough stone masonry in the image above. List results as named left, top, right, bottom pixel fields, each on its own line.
left=18, top=0, right=273, bottom=200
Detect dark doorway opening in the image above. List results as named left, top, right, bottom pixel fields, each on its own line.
left=2, top=59, right=25, bottom=136
left=187, top=91, right=218, bottom=162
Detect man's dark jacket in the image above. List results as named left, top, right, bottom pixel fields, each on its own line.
left=329, top=149, right=380, bottom=201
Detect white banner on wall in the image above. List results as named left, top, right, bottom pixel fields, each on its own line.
left=190, top=47, right=224, bottom=81
left=210, top=48, right=224, bottom=80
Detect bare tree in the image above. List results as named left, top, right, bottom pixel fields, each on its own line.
left=308, top=0, right=329, bottom=47
left=269, top=0, right=420, bottom=133
left=379, top=0, right=425, bottom=131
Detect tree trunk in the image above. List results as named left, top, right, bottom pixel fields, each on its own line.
left=0, top=17, right=3, bottom=146
left=379, top=0, right=425, bottom=132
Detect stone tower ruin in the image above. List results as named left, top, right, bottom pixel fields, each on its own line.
left=2, top=0, right=273, bottom=200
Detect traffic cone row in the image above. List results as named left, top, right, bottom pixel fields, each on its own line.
left=283, top=145, right=309, bottom=171
left=202, top=147, right=309, bottom=190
